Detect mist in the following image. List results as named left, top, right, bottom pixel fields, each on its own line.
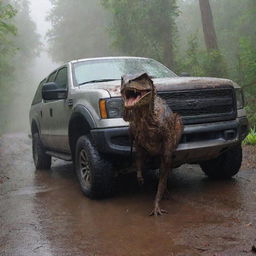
left=4, top=51, right=59, bottom=133
left=0, top=0, right=115, bottom=134
left=1, top=0, right=255, bottom=135
left=0, top=0, right=59, bottom=134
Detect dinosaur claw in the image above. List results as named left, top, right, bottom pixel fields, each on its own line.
left=149, top=206, right=168, bottom=216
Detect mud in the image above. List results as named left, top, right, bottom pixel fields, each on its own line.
left=0, top=133, right=256, bottom=256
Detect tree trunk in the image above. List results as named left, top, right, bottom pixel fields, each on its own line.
left=161, top=0, right=176, bottom=68
left=163, top=32, right=174, bottom=68
left=199, top=0, right=218, bottom=51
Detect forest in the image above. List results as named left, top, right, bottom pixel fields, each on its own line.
left=0, top=0, right=40, bottom=133
left=0, top=0, right=255, bottom=136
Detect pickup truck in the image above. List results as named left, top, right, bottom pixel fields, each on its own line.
left=29, top=56, right=249, bottom=198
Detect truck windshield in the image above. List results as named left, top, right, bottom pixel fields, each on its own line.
left=73, top=58, right=177, bottom=86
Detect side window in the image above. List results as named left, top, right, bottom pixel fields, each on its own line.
left=55, top=67, right=68, bottom=89
left=47, top=71, right=57, bottom=82
left=32, top=79, right=46, bottom=105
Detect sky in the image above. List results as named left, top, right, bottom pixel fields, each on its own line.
left=29, top=0, right=51, bottom=41
left=29, top=0, right=58, bottom=80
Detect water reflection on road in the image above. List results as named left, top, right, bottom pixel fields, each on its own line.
left=0, top=133, right=255, bottom=256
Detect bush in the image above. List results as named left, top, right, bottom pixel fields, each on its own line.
left=237, top=37, right=256, bottom=127
left=176, top=34, right=227, bottom=78
left=243, top=127, right=256, bottom=145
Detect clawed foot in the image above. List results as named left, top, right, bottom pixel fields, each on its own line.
left=149, top=205, right=168, bottom=216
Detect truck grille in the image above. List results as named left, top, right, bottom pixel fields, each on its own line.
left=158, top=87, right=237, bottom=125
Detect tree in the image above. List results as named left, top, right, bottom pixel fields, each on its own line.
left=0, top=1, right=16, bottom=133
left=198, top=0, right=218, bottom=51
left=47, top=0, right=113, bottom=63
left=101, top=0, right=179, bottom=68
left=0, top=0, right=41, bottom=134
left=0, top=2, right=16, bottom=81
left=11, top=0, right=41, bottom=63
left=197, top=0, right=227, bottom=77
left=237, top=38, right=256, bottom=126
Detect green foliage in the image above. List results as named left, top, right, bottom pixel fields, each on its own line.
left=0, top=0, right=41, bottom=134
left=0, top=2, right=17, bottom=74
left=0, top=2, right=17, bottom=134
left=237, top=37, right=256, bottom=127
left=11, top=0, right=41, bottom=62
left=243, top=128, right=256, bottom=145
left=176, top=34, right=227, bottom=78
left=176, top=34, right=204, bottom=76
left=177, top=0, right=256, bottom=76
left=245, top=104, right=256, bottom=128
left=237, top=37, right=256, bottom=85
left=0, top=2, right=16, bottom=36
left=202, top=50, right=227, bottom=78
left=47, top=0, right=113, bottom=62
left=101, top=0, right=179, bottom=68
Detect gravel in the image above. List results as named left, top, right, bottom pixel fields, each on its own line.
left=241, top=145, right=256, bottom=170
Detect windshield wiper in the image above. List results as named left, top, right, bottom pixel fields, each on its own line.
left=79, top=79, right=119, bottom=85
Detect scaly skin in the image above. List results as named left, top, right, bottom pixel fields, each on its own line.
left=121, top=73, right=183, bottom=216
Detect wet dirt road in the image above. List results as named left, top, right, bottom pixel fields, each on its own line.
left=0, top=133, right=256, bottom=256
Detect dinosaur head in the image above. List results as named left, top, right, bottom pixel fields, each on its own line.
left=121, top=73, right=156, bottom=109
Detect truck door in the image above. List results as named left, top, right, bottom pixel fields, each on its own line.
left=45, top=66, right=72, bottom=153
left=41, top=71, right=58, bottom=148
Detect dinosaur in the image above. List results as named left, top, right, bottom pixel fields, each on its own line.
left=120, top=73, right=183, bottom=216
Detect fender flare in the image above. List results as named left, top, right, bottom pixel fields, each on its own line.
left=69, top=105, right=96, bottom=129
left=31, top=118, right=41, bottom=135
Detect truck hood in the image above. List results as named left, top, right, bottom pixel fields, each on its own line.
left=81, top=77, right=237, bottom=97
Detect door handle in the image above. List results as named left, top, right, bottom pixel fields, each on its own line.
left=67, top=98, right=73, bottom=107
left=50, top=108, right=53, bottom=117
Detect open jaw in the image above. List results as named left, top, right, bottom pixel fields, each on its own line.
left=123, top=88, right=151, bottom=108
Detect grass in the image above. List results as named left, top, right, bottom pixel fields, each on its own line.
left=243, top=127, right=256, bottom=145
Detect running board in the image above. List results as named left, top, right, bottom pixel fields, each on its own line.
left=46, top=151, right=72, bottom=161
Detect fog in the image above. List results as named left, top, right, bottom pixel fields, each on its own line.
left=5, top=52, right=59, bottom=133
left=2, top=0, right=59, bottom=134
left=1, top=0, right=112, bottom=134
left=1, top=0, right=255, bottom=134
left=30, top=0, right=51, bottom=39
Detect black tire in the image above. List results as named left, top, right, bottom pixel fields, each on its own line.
left=75, top=135, right=114, bottom=198
left=200, top=144, right=242, bottom=179
left=32, top=133, right=51, bottom=169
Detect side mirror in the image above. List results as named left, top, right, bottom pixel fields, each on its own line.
left=42, top=82, right=67, bottom=100
left=180, top=72, right=191, bottom=77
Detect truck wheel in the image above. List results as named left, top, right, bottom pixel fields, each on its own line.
left=75, top=135, right=114, bottom=198
left=32, top=133, right=51, bottom=169
left=200, top=144, right=242, bottom=179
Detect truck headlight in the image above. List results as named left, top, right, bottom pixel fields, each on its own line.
left=235, top=88, right=244, bottom=109
left=99, top=98, right=124, bottom=118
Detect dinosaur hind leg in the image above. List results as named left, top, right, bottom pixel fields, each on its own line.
left=150, top=157, right=171, bottom=216
left=135, top=145, right=147, bottom=185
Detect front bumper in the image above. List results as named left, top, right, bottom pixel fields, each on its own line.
left=90, top=117, right=249, bottom=164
